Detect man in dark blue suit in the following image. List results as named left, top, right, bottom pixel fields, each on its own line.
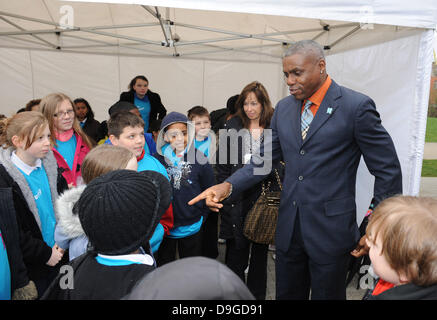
left=189, top=40, right=402, bottom=299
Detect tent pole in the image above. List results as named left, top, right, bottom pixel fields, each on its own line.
left=0, top=16, right=58, bottom=49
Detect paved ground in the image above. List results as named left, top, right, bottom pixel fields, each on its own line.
left=424, top=142, right=437, bottom=159
left=216, top=143, right=437, bottom=300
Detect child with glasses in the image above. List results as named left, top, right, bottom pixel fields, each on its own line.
left=40, top=93, right=93, bottom=187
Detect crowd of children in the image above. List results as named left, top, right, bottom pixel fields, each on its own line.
left=1, top=75, right=437, bottom=300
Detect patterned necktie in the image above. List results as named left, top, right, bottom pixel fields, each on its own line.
left=301, top=100, right=313, bottom=140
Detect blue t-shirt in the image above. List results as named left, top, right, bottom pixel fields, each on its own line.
left=55, top=135, right=77, bottom=170
left=137, top=154, right=169, bottom=180
left=134, top=93, right=151, bottom=132
left=137, top=153, right=170, bottom=252
left=0, top=230, right=11, bottom=300
left=18, top=166, right=56, bottom=248
left=195, top=137, right=211, bottom=158
left=168, top=216, right=203, bottom=239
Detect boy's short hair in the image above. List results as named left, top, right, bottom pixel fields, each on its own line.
left=187, top=106, right=210, bottom=121
left=107, top=111, right=144, bottom=138
left=367, top=195, right=437, bottom=286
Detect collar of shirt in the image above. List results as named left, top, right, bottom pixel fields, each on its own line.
left=302, top=75, right=332, bottom=115
left=11, top=151, right=42, bottom=175
left=97, top=250, right=154, bottom=266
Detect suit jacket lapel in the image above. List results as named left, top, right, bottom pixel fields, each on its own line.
left=303, top=80, right=341, bottom=145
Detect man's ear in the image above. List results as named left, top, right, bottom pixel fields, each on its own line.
left=109, top=134, right=118, bottom=146
left=11, top=135, right=24, bottom=149
left=319, top=58, right=326, bottom=74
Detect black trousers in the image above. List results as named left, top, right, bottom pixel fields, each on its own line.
left=275, top=211, right=349, bottom=300
left=155, top=231, right=202, bottom=267
left=225, top=238, right=268, bottom=300
left=200, top=213, right=219, bottom=259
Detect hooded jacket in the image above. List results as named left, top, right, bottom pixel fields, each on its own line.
left=0, top=147, right=67, bottom=280
left=54, top=185, right=88, bottom=261
left=153, top=112, right=215, bottom=228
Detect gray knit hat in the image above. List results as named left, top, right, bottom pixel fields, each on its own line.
left=76, top=169, right=171, bottom=255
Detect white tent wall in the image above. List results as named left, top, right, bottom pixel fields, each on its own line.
left=0, top=48, right=283, bottom=120
left=326, top=29, right=431, bottom=223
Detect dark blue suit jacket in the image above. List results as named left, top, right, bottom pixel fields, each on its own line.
left=227, top=80, right=402, bottom=264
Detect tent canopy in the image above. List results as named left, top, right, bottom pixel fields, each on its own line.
left=1, top=0, right=436, bottom=222
left=1, top=1, right=435, bottom=61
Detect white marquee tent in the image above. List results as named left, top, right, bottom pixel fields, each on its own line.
left=1, top=0, right=436, bottom=223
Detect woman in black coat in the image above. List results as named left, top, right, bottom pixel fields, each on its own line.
left=119, top=75, right=167, bottom=132
left=215, top=81, right=277, bottom=300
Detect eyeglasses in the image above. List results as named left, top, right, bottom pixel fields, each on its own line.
left=54, top=109, right=74, bottom=118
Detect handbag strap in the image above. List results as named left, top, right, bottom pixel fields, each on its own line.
left=274, top=168, right=283, bottom=191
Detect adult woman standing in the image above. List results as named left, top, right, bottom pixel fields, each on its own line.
left=40, top=93, right=93, bottom=187
left=119, top=75, right=167, bottom=132
left=216, top=81, right=275, bottom=300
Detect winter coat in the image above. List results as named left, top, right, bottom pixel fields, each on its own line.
left=54, top=184, right=169, bottom=259
left=366, top=283, right=437, bottom=300
left=81, top=118, right=101, bottom=145
left=54, top=185, right=89, bottom=261
left=42, top=251, right=155, bottom=300
left=52, top=132, right=90, bottom=187
left=0, top=148, right=68, bottom=281
left=154, top=113, right=215, bottom=228
left=120, top=90, right=167, bottom=122
left=0, top=188, right=33, bottom=297
left=215, top=116, right=283, bottom=249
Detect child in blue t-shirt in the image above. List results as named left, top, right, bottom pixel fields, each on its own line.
left=0, top=111, right=67, bottom=298
left=153, top=112, right=215, bottom=266
left=187, top=106, right=219, bottom=259
left=107, top=111, right=174, bottom=252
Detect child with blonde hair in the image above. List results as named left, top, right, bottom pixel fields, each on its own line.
left=40, top=93, right=93, bottom=187
left=54, top=144, right=137, bottom=261
left=0, top=111, right=68, bottom=298
left=365, top=195, right=437, bottom=299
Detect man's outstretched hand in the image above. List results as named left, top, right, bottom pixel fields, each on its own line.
left=188, top=182, right=232, bottom=212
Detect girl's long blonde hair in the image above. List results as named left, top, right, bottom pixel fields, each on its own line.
left=39, top=93, right=93, bottom=149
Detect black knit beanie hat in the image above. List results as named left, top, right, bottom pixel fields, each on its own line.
left=76, top=169, right=171, bottom=255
